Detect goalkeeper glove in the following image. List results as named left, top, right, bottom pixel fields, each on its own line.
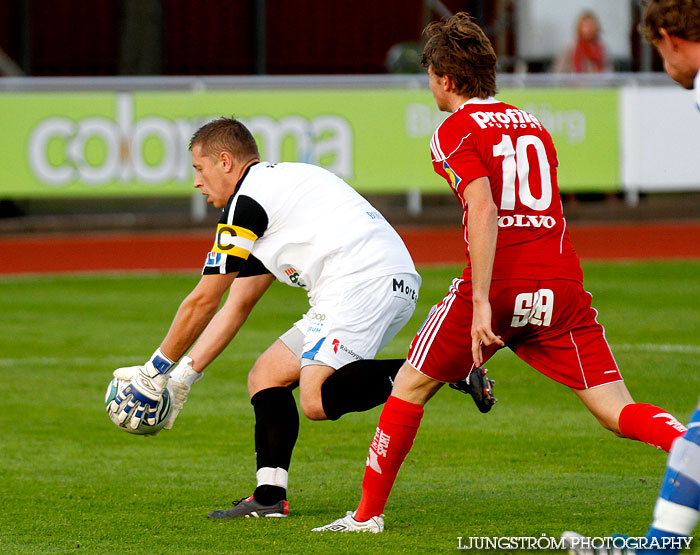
left=163, top=356, right=202, bottom=430
left=109, top=348, right=176, bottom=430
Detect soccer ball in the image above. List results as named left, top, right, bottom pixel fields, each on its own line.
left=104, top=376, right=173, bottom=436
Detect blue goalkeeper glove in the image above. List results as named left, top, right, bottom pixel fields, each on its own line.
left=109, top=349, right=176, bottom=430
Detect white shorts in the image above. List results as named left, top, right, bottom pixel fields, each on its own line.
left=280, top=272, right=420, bottom=369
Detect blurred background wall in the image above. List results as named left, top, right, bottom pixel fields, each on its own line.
left=0, top=0, right=697, bottom=234
left=0, top=0, right=663, bottom=77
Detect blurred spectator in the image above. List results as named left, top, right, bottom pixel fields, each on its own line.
left=553, top=11, right=612, bottom=73
left=385, top=42, right=424, bottom=73
left=553, top=11, right=618, bottom=206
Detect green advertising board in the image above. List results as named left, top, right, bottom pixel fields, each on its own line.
left=0, top=87, right=618, bottom=198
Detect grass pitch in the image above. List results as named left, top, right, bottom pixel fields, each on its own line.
left=1, top=262, right=699, bottom=554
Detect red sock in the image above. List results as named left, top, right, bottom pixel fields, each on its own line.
left=618, top=403, right=687, bottom=452
left=354, top=395, right=424, bottom=521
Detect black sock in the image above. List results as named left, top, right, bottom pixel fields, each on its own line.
left=321, top=358, right=403, bottom=421
left=253, top=485, right=286, bottom=506
left=251, top=386, right=299, bottom=503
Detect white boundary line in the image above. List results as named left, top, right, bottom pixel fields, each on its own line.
left=0, top=351, right=265, bottom=368
left=615, top=343, right=700, bottom=354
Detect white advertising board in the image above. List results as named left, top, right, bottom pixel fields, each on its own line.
left=621, top=86, right=700, bottom=193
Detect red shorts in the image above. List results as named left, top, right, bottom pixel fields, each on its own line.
left=407, top=278, right=622, bottom=389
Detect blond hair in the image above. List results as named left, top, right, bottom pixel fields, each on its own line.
left=189, top=117, right=260, bottom=162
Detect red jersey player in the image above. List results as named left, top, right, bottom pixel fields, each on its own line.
left=313, top=12, right=687, bottom=534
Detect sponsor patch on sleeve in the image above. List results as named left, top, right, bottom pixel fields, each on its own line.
left=204, top=252, right=223, bottom=268
left=211, top=224, right=258, bottom=259
left=443, top=161, right=462, bottom=191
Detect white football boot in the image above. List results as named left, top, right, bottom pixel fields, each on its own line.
left=312, top=511, right=384, bottom=533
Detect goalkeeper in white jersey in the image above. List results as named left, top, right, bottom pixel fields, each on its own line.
left=108, top=116, right=428, bottom=518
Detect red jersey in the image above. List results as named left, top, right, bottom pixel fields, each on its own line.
left=430, top=97, right=582, bottom=283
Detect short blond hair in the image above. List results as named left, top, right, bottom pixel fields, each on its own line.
left=189, top=117, right=260, bottom=162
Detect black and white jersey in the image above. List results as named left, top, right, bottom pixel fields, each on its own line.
left=203, top=162, right=417, bottom=301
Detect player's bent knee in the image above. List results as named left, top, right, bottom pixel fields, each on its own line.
left=299, top=363, right=334, bottom=420
left=601, top=419, right=624, bottom=436
left=300, top=394, right=327, bottom=421
left=594, top=412, right=623, bottom=435
left=574, top=383, right=632, bottom=437
left=247, top=340, right=302, bottom=396
left=248, top=363, right=297, bottom=397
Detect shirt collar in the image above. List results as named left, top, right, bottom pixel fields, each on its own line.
left=225, top=161, right=259, bottom=207
left=456, top=96, right=500, bottom=111
left=233, top=161, right=259, bottom=196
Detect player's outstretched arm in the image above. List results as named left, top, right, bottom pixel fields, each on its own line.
left=185, top=273, right=275, bottom=371
left=158, top=272, right=239, bottom=361
left=109, top=273, right=236, bottom=431
left=163, top=273, right=275, bottom=429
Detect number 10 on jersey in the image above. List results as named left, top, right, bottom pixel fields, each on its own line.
left=493, top=134, right=552, bottom=211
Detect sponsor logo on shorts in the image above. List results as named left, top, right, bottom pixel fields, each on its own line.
left=308, top=313, right=326, bottom=333
left=340, top=345, right=361, bottom=359
left=511, top=289, right=554, bottom=327
left=392, top=278, right=418, bottom=302
left=331, top=338, right=361, bottom=360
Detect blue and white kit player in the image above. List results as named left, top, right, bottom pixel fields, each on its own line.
left=564, top=2, right=700, bottom=553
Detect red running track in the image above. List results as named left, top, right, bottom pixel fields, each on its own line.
left=1, top=222, right=699, bottom=275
